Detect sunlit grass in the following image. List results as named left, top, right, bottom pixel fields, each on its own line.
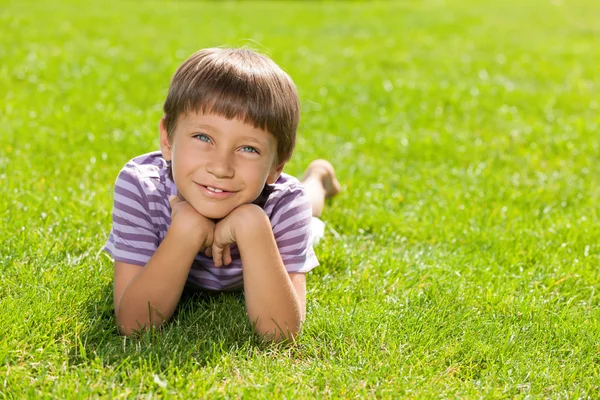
left=1, top=0, right=599, bottom=397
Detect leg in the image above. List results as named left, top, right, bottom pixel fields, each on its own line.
left=301, top=159, right=341, bottom=218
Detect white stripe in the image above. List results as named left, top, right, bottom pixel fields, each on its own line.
left=116, top=235, right=157, bottom=251
left=275, top=228, right=309, bottom=242
left=285, top=256, right=319, bottom=273
left=113, top=191, right=142, bottom=208
left=150, top=202, right=171, bottom=217
left=112, top=220, right=155, bottom=235
left=270, top=196, right=307, bottom=227
left=208, top=266, right=243, bottom=277
left=105, top=242, right=150, bottom=264
left=113, top=207, right=153, bottom=230
left=115, top=178, right=144, bottom=197
left=263, top=202, right=276, bottom=215
left=272, top=210, right=311, bottom=236
left=189, top=270, right=243, bottom=285
left=278, top=241, right=309, bottom=254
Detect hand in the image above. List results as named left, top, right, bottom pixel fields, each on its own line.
left=210, top=213, right=237, bottom=267
left=168, top=195, right=215, bottom=252
left=210, top=204, right=265, bottom=267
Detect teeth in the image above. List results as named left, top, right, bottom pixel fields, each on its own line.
left=207, top=186, right=223, bottom=193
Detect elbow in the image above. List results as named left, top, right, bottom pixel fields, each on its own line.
left=118, top=325, right=136, bottom=337
left=115, top=316, right=142, bottom=336
left=115, top=308, right=138, bottom=336
left=255, top=319, right=303, bottom=343
left=115, top=310, right=162, bottom=337
left=116, top=320, right=161, bottom=337
left=117, top=320, right=145, bottom=337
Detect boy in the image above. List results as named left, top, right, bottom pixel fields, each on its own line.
left=104, top=47, right=340, bottom=341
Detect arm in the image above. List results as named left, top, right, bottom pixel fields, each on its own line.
left=114, top=196, right=214, bottom=336
left=212, top=204, right=305, bottom=341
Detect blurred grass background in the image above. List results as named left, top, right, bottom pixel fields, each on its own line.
left=1, top=0, right=599, bottom=397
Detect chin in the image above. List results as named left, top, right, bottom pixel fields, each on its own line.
left=193, top=203, right=236, bottom=220
left=203, top=210, right=231, bottom=220
left=188, top=206, right=227, bottom=220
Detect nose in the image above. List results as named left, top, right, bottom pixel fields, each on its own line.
left=205, top=152, right=235, bottom=179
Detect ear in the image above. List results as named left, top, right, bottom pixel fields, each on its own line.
left=159, top=116, right=172, bottom=161
left=266, top=161, right=286, bottom=184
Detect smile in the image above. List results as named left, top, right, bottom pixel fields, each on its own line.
left=196, top=183, right=237, bottom=199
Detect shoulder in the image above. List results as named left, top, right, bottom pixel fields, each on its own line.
left=114, top=151, right=169, bottom=198
left=263, top=173, right=311, bottom=222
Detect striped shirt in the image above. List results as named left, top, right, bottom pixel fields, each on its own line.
left=104, top=151, right=318, bottom=291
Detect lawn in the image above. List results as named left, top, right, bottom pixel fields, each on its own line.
left=1, top=0, right=599, bottom=397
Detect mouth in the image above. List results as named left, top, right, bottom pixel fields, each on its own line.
left=195, top=183, right=237, bottom=198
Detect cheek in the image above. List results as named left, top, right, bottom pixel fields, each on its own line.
left=251, top=167, right=272, bottom=191
left=171, top=147, right=196, bottom=173
left=236, top=164, right=262, bottom=187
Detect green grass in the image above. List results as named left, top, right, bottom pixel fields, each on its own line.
left=1, top=0, right=599, bottom=397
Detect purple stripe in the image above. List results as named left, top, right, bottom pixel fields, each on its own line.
left=191, top=258, right=213, bottom=270
left=114, top=200, right=153, bottom=223
left=273, top=217, right=310, bottom=237
left=188, top=271, right=222, bottom=283
left=147, top=194, right=168, bottom=203
left=135, top=154, right=155, bottom=166
left=279, top=240, right=309, bottom=253
left=104, top=246, right=148, bottom=266
left=276, top=220, right=310, bottom=239
left=186, top=276, right=243, bottom=291
left=263, top=203, right=275, bottom=215
left=149, top=202, right=170, bottom=214
left=119, top=168, right=145, bottom=189
left=192, top=263, right=244, bottom=278
left=110, top=255, right=147, bottom=266
left=112, top=215, right=152, bottom=230
left=114, top=185, right=143, bottom=204
left=276, top=203, right=311, bottom=225
left=112, top=220, right=154, bottom=235
left=113, top=214, right=152, bottom=233
left=148, top=222, right=169, bottom=232
left=193, top=253, right=240, bottom=263
left=283, top=256, right=308, bottom=265
left=276, top=232, right=308, bottom=249
left=148, top=207, right=171, bottom=221
left=209, top=267, right=244, bottom=277
left=271, top=201, right=309, bottom=227
left=191, top=266, right=244, bottom=282
left=114, top=243, right=155, bottom=257
left=114, top=231, right=158, bottom=243
left=187, top=271, right=243, bottom=287
left=270, top=190, right=300, bottom=218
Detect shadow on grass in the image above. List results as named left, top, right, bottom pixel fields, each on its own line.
left=69, top=282, right=266, bottom=370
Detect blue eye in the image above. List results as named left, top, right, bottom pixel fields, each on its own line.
left=194, top=133, right=211, bottom=143
left=241, top=146, right=259, bottom=154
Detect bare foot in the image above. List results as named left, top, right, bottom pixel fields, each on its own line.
left=302, top=159, right=341, bottom=199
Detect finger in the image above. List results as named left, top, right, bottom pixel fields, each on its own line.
left=205, top=227, right=214, bottom=248
left=223, top=245, right=232, bottom=266
left=212, top=245, right=223, bottom=267
left=204, top=247, right=212, bottom=257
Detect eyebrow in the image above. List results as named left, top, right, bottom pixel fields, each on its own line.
left=192, top=124, right=270, bottom=148
left=238, top=136, right=269, bottom=148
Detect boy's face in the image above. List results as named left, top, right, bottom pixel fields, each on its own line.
left=160, top=111, right=284, bottom=220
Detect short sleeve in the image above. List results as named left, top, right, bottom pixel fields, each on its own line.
left=269, top=186, right=319, bottom=273
left=104, top=166, right=159, bottom=266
